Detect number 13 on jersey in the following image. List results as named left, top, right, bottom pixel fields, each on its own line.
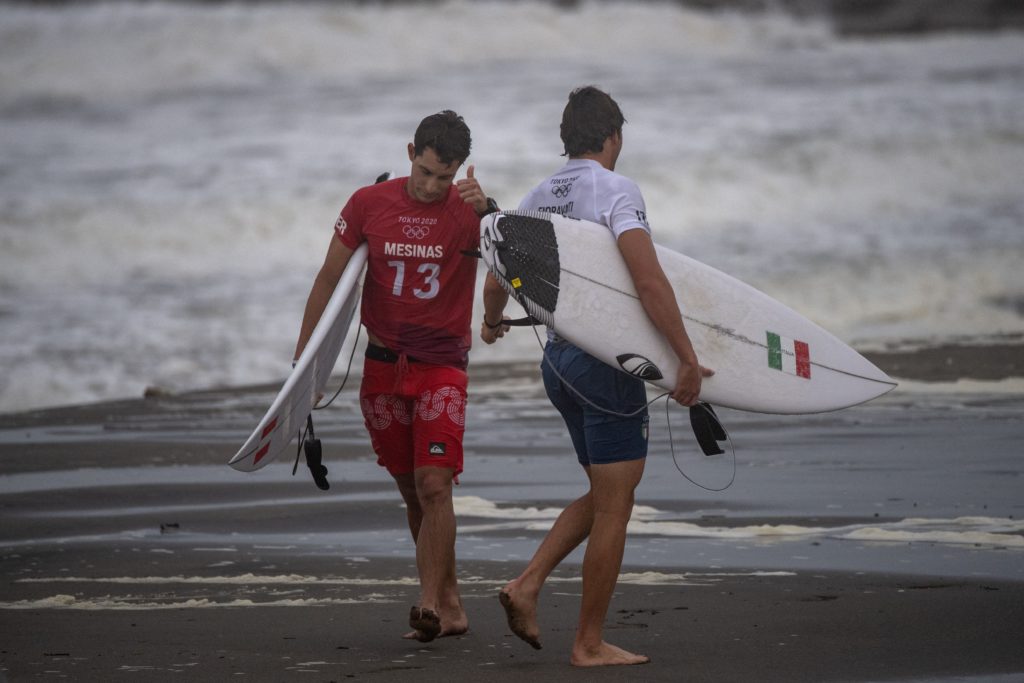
left=387, top=260, right=441, bottom=299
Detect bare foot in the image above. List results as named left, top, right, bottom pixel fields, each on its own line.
left=403, top=596, right=468, bottom=640
left=402, top=625, right=467, bottom=640
left=571, top=641, right=649, bottom=667
left=498, top=586, right=541, bottom=650
left=402, top=627, right=466, bottom=640
left=408, top=606, right=442, bottom=643
left=438, top=601, right=469, bottom=637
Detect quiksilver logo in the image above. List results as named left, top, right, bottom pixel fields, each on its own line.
left=429, top=442, right=446, bottom=456
left=616, top=354, right=663, bottom=381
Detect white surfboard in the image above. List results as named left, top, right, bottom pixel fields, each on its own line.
left=480, top=211, right=896, bottom=414
left=229, top=243, right=367, bottom=471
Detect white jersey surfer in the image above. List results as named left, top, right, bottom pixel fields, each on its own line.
left=481, top=86, right=712, bottom=667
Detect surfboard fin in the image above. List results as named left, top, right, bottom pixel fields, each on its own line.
left=304, top=437, right=330, bottom=490
left=689, top=402, right=727, bottom=456
left=293, top=415, right=330, bottom=490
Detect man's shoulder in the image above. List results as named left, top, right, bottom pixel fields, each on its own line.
left=352, top=176, right=403, bottom=202
left=591, top=164, right=638, bottom=190
left=560, top=160, right=641, bottom=194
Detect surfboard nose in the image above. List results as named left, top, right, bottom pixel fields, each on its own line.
left=853, top=353, right=899, bottom=397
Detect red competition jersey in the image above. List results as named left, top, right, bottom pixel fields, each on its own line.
left=335, top=177, right=480, bottom=368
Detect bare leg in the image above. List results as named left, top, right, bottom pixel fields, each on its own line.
left=570, top=458, right=649, bottom=667
left=435, top=530, right=468, bottom=638
left=500, top=472, right=595, bottom=649
left=405, top=466, right=465, bottom=641
left=393, top=472, right=422, bottom=541
left=393, top=473, right=436, bottom=641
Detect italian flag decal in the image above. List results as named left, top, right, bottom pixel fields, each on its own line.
left=767, top=331, right=811, bottom=379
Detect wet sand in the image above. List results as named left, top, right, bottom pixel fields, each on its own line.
left=1, top=349, right=1023, bottom=681
left=2, top=555, right=1022, bottom=682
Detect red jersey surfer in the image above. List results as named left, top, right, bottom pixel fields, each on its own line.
left=294, top=111, right=495, bottom=642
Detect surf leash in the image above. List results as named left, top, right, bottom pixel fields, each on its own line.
left=485, top=315, right=540, bottom=327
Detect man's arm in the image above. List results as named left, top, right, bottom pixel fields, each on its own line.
left=480, top=272, right=511, bottom=344
left=616, top=228, right=713, bottom=406
left=293, top=235, right=356, bottom=362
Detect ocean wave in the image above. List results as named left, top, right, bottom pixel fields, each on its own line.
left=0, top=1, right=1021, bottom=411
left=0, top=1, right=832, bottom=101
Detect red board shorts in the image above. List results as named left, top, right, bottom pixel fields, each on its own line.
left=359, top=352, right=467, bottom=479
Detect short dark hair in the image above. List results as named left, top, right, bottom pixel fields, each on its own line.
left=413, top=110, right=472, bottom=165
left=560, top=86, right=626, bottom=157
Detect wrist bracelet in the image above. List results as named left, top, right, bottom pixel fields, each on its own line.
left=480, top=197, right=499, bottom=216
left=483, top=317, right=503, bottom=329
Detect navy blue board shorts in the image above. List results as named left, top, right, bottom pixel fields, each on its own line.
left=541, top=340, right=650, bottom=466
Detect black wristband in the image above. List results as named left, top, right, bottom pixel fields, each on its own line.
left=483, top=317, right=504, bottom=329
left=480, top=197, right=499, bottom=216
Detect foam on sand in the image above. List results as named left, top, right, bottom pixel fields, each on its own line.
left=457, top=497, right=1024, bottom=549
left=0, top=594, right=382, bottom=611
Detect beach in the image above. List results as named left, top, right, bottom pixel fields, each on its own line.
left=1, top=1, right=1023, bottom=680
left=2, top=349, right=1023, bottom=682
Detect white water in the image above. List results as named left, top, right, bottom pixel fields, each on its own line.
left=2, top=1, right=1022, bottom=412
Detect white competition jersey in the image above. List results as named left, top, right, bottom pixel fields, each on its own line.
left=517, top=158, right=651, bottom=238
left=519, top=158, right=651, bottom=341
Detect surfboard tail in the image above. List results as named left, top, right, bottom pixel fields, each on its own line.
left=480, top=212, right=559, bottom=328
left=229, top=244, right=368, bottom=472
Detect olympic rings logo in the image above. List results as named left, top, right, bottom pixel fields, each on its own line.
left=403, top=225, right=431, bottom=240
left=551, top=183, right=572, bottom=198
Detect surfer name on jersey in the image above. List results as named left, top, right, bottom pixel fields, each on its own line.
left=536, top=200, right=575, bottom=215
left=385, top=242, right=445, bottom=258
left=384, top=216, right=445, bottom=258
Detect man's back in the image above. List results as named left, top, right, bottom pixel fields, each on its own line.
left=518, top=158, right=649, bottom=240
